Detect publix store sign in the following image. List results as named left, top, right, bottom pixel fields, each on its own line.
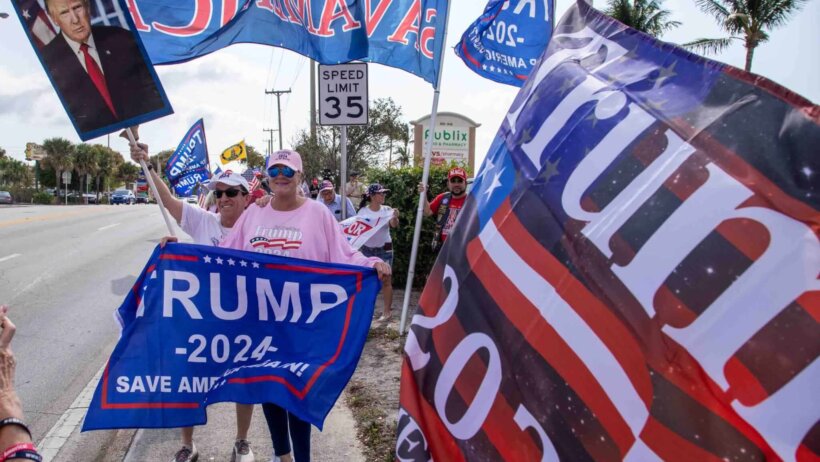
left=411, top=112, right=480, bottom=172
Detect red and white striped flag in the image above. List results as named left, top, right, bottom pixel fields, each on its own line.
left=242, top=168, right=261, bottom=192
left=18, top=0, right=57, bottom=49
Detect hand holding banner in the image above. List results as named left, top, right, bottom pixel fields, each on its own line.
left=83, top=243, right=380, bottom=431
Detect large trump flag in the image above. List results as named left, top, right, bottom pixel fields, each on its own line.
left=397, top=1, right=818, bottom=461
left=128, top=0, right=448, bottom=85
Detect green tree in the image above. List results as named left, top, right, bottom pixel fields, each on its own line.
left=0, top=147, right=6, bottom=158
left=683, top=0, right=807, bottom=71
left=293, top=97, right=408, bottom=178
left=241, top=144, right=266, bottom=169
left=150, top=149, right=175, bottom=174
left=115, top=161, right=141, bottom=188
left=42, top=138, right=75, bottom=202
left=93, top=145, right=118, bottom=196
left=73, top=144, right=99, bottom=199
left=0, top=157, right=33, bottom=188
left=604, top=0, right=680, bottom=36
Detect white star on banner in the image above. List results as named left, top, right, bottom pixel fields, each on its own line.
left=240, top=260, right=248, bottom=267
left=216, top=257, right=224, bottom=265
left=479, top=156, right=496, bottom=182
left=484, top=170, right=504, bottom=198
left=22, top=9, right=31, bottom=20
left=227, top=258, right=236, bottom=266
left=252, top=262, right=260, bottom=269
left=203, top=255, right=212, bottom=263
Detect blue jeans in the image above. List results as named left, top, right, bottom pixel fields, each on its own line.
left=262, top=403, right=312, bottom=462
left=361, top=245, right=393, bottom=266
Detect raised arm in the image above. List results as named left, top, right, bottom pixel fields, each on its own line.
left=417, top=183, right=433, bottom=217
left=130, top=143, right=184, bottom=223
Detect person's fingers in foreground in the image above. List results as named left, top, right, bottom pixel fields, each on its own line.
left=0, top=310, right=15, bottom=350
left=159, top=236, right=179, bottom=248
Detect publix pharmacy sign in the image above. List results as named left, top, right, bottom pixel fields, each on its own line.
left=411, top=112, right=480, bottom=171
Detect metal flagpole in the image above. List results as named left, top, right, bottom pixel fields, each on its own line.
left=340, top=126, right=348, bottom=219
left=399, top=1, right=452, bottom=334
left=124, top=128, right=176, bottom=236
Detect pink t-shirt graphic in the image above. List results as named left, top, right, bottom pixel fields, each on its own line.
left=220, top=199, right=381, bottom=268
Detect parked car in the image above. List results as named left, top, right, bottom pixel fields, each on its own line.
left=111, top=189, right=136, bottom=205
left=82, top=193, right=98, bottom=204
left=0, top=191, right=12, bottom=205
left=135, top=194, right=149, bottom=204
left=185, top=196, right=199, bottom=204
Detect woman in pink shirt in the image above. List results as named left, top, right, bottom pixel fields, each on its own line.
left=220, top=149, right=389, bottom=462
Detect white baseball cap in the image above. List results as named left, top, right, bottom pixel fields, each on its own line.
left=208, top=170, right=250, bottom=191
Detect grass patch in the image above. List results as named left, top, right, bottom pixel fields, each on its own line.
left=367, top=325, right=402, bottom=341
left=345, top=379, right=396, bottom=462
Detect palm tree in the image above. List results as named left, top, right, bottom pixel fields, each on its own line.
left=0, top=157, right=33, bottom=188
left=42, top=138, right=75, bottom=202
left=604, top=0, right=681, bottom=37
left=73, top=144, right=99, bottom=200
left=115, top=162, right=141, bottom=188
left=92, top=145, right=114, bottom=198
left=683, top=0, right=808, bottom=72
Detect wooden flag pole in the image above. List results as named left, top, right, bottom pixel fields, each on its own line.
left=124, top=127, right=176, bottom=237
left=399, top=1, right=452, bottom=334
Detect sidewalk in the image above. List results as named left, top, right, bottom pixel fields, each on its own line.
left=124, top=393, right=365, bottom=462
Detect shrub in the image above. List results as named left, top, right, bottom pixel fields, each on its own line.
left=32, top=191, right=53, bottom=205
left=362, top=165, right=469, bottom=288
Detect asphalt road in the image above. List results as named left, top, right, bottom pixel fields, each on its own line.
left=0, top=203, right=176, bottom=460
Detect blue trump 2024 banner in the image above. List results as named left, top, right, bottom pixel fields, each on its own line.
left=83, top=243, right=380, bottom=430
left=128, top=0, right=448, bottom=85
left=455, top=0, right=554, bottom=86
left=165, top=119, right=210, bottom=197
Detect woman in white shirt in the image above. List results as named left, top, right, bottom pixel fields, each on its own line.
left=357, top=183, right=399, bottom=320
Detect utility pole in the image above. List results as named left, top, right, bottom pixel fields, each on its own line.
left=265, top=88, right=291, bottom=150
left=310, top=60, right=317, bottom=142
left=263, top=128, right=277, bottom=157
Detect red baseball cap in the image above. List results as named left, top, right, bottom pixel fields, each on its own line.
left=448, top=167, right=467, bottom=180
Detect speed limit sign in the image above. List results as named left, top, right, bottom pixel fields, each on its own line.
left=318, top=63, right=368, bottom=126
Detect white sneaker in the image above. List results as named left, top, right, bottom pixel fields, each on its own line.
left=171, top=444, right=198, bottom=462
left=231, top=439, right=255, bottom=462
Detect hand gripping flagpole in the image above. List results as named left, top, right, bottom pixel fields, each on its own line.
left=124, top=127, right=176, bottom=237
left=399, top=1, right=452, bottom=335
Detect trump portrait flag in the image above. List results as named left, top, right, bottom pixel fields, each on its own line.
left=11, top=0, right=173, bottom=141
left=397, top=1, right=819, bottom=461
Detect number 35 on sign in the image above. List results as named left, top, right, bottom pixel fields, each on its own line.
left=319, top=63, right=369, bottom=126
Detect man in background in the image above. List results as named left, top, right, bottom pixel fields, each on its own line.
left=317, top=179, right=356, bottom=221
left=345, top=171, right=366, bottom=206
left=418, top=167, right=468, bottom=251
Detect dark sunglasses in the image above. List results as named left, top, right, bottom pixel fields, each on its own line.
left=267, top=165, right=296, bottom=178
left=214, top=188, right=245, bottom=198
left=449, top=177, right=464, bottom=183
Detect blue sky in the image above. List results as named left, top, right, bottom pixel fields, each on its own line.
left=0, top=0, right=817, bottom=170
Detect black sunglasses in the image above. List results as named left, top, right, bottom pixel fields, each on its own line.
left=449, top=177, right=464, bottom=183
left=214, top=188, right=245, bottom=198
